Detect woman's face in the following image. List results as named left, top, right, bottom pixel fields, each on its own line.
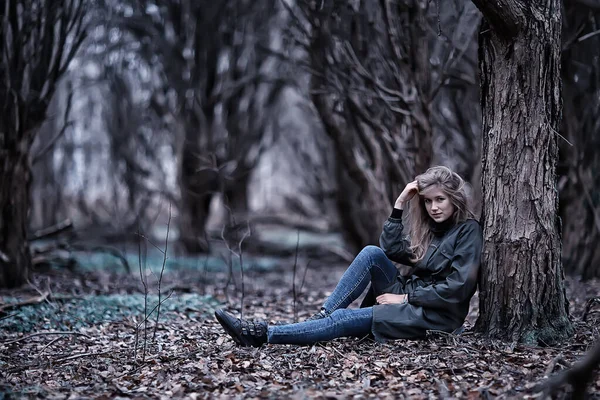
left=420, top=185, right=455, bottom=223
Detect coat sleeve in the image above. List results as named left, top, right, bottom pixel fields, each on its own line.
left=407, top=220, right=482, bottom=309
left=379, top=208, right=415, bottom=266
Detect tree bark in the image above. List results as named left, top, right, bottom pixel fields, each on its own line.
left=474, top=1, right=574, bottom=344
left=0, top=142, right=32, bottom=288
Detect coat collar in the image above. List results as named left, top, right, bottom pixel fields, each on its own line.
left=423, top=220, right=458, bottom=266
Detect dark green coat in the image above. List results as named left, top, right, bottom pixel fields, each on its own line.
left=366, top=213, right=482, bottom=342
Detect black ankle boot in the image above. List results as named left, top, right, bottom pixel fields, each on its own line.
left=214, top=309, right=268, bottom=347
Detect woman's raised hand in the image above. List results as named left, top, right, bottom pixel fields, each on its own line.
left=394, top=180, right=419, bottom=209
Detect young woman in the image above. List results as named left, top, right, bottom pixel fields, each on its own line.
left=215, top=166, right=483, bottom=347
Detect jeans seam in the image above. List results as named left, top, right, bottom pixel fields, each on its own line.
left=272, top=312, right=371, bottom=337
left=328, top=266, right=370, bottom=312
left=372, top=263, right=394, bottom=283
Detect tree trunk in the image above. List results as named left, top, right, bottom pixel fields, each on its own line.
left=0, top=0, right=86, bottom=288
left=0, top=141, right=32, bottom=288
left=178, top=126, right=214, bottom=253
left=474, top=1, right=573, bottom=344
left=224, top=173, right=250, bottom=216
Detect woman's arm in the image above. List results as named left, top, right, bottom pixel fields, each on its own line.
left=379, top=208, right=415, bottom=265
left=407, top=220, right=483, bottom=309
left=380, top=180, right=419, bottom=265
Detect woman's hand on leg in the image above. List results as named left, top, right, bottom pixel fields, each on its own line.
left=376, top=293, right=408, bottom=305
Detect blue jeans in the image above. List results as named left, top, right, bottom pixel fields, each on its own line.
left=268, top=246, right=398, bottom=345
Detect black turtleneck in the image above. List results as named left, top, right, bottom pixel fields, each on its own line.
left=429, top=217, right=456, bottom=237
left=389, top=207, right=455, bottom=237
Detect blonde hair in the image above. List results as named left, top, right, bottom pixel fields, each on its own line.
left=407, top=166, right=475, bottom=263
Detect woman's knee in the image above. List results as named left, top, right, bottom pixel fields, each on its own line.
left=359, top=245, right=385, bottom=259
left=329, top=308, right=372, bottom=329
left=329, top=309, right=349, bottom=322
left=359, top=245, right=391, bottom=267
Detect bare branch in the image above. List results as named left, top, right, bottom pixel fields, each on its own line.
left=32, top=91, right=75, bottom=164
left=578, top=28, right=600, bottom=42
left=0, top=292, right=49, bottom=313
left=535, top=341, right=600, bottom=398
left=279, top=0, right=312, bottom=40
left=470, top=0, right=522, bottom=38
left=29, top=219, right=73, bottom=241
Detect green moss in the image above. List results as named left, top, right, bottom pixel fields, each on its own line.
left=0, top=386, right=46, bottom=399
left=30, top=240, right=280, bottom=273
left=520, top=315, right=574, bottom=346
left=66, top=251, right=280, bottom=273
left=0, top=293, right=220, bottom=334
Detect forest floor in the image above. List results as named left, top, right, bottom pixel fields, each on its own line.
left=1, top=241, right=599, bottom=399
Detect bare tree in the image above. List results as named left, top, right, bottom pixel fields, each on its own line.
left=559, top=1, right=600, bottom=279
left=472, top=0, right=574, bottom=344
left=285, top=0, right=434, bottom=252
left=115, top=0, right=288, bottom=253
left=29, top=49, right=175, bottom=238
left=0, top=0, right=88, bottom=288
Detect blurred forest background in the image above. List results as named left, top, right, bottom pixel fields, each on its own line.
left=2, top=1, right=600, bottom=397
left=9, top=0, right=598, bottom=282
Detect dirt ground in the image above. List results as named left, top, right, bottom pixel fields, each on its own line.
left=1, top=257, right=599, bottom=399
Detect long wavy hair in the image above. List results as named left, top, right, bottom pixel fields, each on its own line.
left=407, top=166, right=475, bottom=263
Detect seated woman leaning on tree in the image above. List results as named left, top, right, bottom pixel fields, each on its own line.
left=214, top=165, right=483, bottom=347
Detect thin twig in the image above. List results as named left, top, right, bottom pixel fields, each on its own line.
left=0, top=292, right=50, bottom=313
left=133, top=232, right=166, bottom=255
left=318, top=342, right=349, bottom=360
left=0, top=312, right=18, bottom=322
left=578, top=28, right=600, bottom=42
left=293, top=230, right=300, bottom=323
left=2, top=331, right=91, bottom=345
left=300, top=260, right=312, bottom=293
left=54, top=351, right=110, bottom=363
left=37, top=337, right=65, bottom=356
left=541, top=63, right=574, bottom=147
left=135, top=225, right=149, bottom=364
left=238, top=222, right=251, bottom=320
left=134, top=291, right=174, bottom=332
left=153, top=202, right=171, bottom=341
left=220, top=202, right=240, bottom=300
left=221, top=251, right=235, bottom=303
